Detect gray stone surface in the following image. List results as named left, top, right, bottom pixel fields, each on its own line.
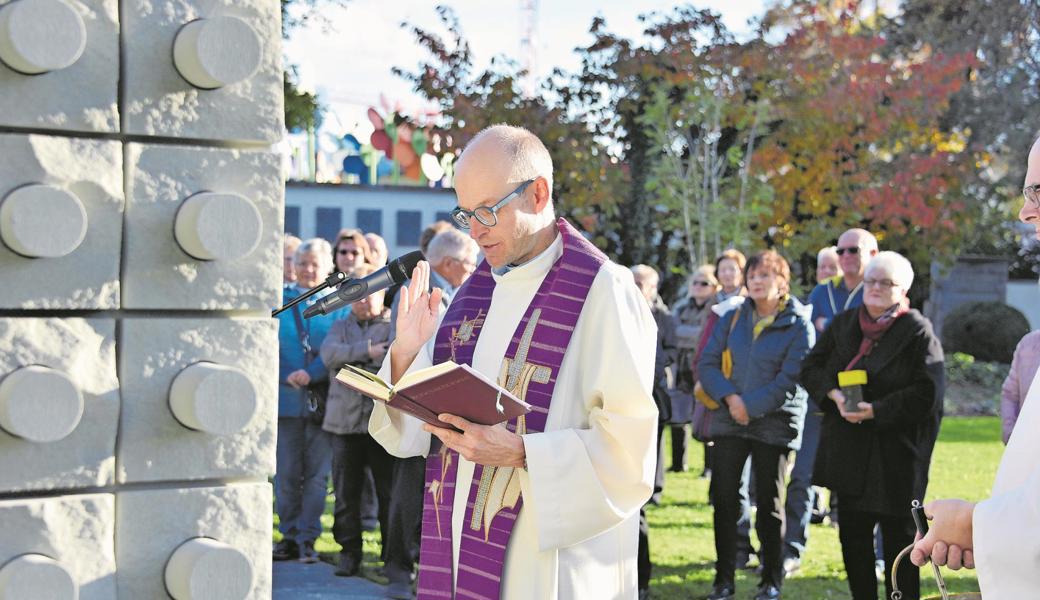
left=0, top=493, right=117, bottom=600
left=116, top=483, right=272, bottom=600
left=0, top=134, right=123, bottom=309
left=0, top=0, right=119, bottom=133
left=121, top=0, right=283, bottom=143
left=117, top=318, right=277, bottom=484
left=0, top=318, right=118, bottom=493
left=122, top=143, right=283, bottom=310
left=272, top=561, right=386, bottom=600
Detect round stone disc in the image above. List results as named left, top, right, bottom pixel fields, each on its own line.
left=0, top=0, right=87, bottom=75
left=0, top=366, right=84, bottom=443
left=0, top=185, right=87, bottom=258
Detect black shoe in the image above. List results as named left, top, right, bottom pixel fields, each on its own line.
left=272, top=539, right=298, bottom=561
left=334, top=552, right=360, bottom=577
left=298, top=540, right=319, bottom=564
left=753, top=584, right=781, bottom=600
left=706, top=583, right=735, bottom=600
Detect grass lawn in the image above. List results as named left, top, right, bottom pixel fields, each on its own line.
left=275, top=416, right=1005, bottom=597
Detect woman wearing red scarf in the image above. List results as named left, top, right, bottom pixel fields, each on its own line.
left=800, top=251, right=944, bottom=600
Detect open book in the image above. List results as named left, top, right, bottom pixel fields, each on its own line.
left=336, top=361, right=532, bottom=431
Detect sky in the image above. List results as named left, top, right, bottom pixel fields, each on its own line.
left=283, top=0, right=768, bottom=138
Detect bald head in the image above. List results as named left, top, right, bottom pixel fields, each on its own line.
left=836, top=228, right=879, bottom=284
left=456, top=125, right=554, bottom=195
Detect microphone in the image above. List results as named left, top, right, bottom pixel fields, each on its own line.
left=303, top=250, right=425, bottom=319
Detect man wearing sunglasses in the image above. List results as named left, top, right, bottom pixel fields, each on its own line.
left=807, top=228, right=879, bottom=335
left=368, top=124, right=658, bottom=600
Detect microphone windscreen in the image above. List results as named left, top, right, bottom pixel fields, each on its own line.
left=391, top=250, right=426, bottom=283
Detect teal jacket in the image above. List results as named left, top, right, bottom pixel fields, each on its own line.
left=698, top=296, right=815, bottom=450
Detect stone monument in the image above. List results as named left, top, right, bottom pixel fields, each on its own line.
left=0, top=0, right=284, bottom=598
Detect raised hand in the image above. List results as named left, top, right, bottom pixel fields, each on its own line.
left=390, top=261, right=443, bottom=382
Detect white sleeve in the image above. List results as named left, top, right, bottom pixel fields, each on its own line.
left=518, top=265, right=659, bottom=551
left=368, top=335, right=436, bottom=459
left=973, top=466, right=1040, bottom=596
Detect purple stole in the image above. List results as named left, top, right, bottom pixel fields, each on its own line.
left=417, top=218, right=607, bottom=600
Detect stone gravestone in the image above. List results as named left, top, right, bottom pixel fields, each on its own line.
left=925, top=255, right=1009, bottom=336
left=0, top=0, right=283, bottom=598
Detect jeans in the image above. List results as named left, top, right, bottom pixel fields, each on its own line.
left=275, top=417, right=333, bottom=543
left=329, top=433, right=395, bottom=560
left=838, top=509, right=918, bottom=600
left=784, top=409, right=821, bottom=559
left=712, top=436, right=789, bottom=589
left=384, top=456, right=426, bottom=585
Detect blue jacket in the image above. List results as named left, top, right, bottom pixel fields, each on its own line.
left=698, top=296, right=815, bottom=449
left=808, top=276, right=864, bottom=331
left=277, top=285, right=352, bottom=418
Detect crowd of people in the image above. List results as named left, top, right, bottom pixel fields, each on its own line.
left=270, top=124, right=1040, bottom=600
left=275, top=222, right=479, bottom=600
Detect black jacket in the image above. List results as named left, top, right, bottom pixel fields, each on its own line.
left=801, top=308, right=944, bottom=516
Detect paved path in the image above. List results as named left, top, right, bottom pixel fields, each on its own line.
left=273, top=560, right=385, bottom=599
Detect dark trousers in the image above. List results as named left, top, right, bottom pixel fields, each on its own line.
left=669, top=424, right=688, bottom=471
left=384, top=455, right=426, bottom=585
left=652, top=421, right=666, bottom=503
left=839, top=509, right=919, bottom=600
left=330, top=433, right=395, bottom=560
left=712, top=436, right=789, bottom=589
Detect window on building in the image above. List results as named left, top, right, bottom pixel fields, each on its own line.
left=284, top=206, right=301, bottom=237
left=357, top=209, right=382, bottom=235
left=316, top=207, right=342, bottom=243
left=396, top=210, right=422, bottom=246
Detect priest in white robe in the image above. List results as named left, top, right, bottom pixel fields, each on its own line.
left=369, top=124, right=659, bottom=600
left=911, top=137, right=1040, bottom=598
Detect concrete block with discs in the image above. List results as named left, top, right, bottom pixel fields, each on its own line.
left=0, top=365, right=84, bottom=443
left=116, top=318, right=276, bottom=484
left=172, top=16, right=261, bottom=90
left=121, top=0, right=282, bottom=143
left=164, top=538, right=253, bottom=600
left=0, top=0, right=119, bottom=133
left=122, top=143, right=282, bottom=310
left=115, top=483, right=271, bottom=600
left=0, top=318, right=117, bottom=493
left=169, top=362, right=258, bottom=436
left=0, top=133, right=122, bottom=309
left=0, top=493, right=116, bottom=600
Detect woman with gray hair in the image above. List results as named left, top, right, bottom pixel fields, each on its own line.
left=800, top=251, right=944, bottom=600
left=274, top=238, right=352, bottom=564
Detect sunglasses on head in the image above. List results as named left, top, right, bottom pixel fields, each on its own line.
left=836, top=246, right=861, bottom=256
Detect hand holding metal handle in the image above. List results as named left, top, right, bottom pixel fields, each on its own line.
left=891, top=500, right=950, bottom=600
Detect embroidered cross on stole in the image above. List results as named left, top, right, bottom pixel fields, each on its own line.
left=417, top=218, right=607, bottom=600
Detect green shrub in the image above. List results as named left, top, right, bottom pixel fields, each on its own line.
left=941, top=301, right=1030, bottom=363
left=944, top=352, right=1009, bottom=416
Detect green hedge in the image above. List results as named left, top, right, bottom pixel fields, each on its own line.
left=941, top=301, right=1029, bottom=363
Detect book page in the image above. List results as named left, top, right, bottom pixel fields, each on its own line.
left=394, top=360, right=459, bottom=391
left=336, top=364, right=392, bottom=401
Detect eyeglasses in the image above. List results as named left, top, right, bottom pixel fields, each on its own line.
left=450, top=179, right=535, bottom=229
left=449, top=256, right=477, bottom=270
left=338, top=248, right=361, bottom=257
left=691, top=281, right=713, bottom=287
left=836, top=246, right=861, bottom=256
left=863, top=278, right=899, bottom=289
left=1023, top=184, right=1040, bottom=210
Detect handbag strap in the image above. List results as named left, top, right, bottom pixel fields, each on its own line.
left=290, top=303, right=317, bottom=366
left=723, top=305, right=741, bottom=350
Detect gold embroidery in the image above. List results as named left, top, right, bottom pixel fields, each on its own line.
left=429, top=445, right=453, bottom=539
left=449, top=310, right=485, bottom=362
left=469, top=310, right=552, bottom=538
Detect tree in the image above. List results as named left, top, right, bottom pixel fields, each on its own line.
left=745, top=7, right=977, bottom=289
left=281, top=0, right=349, bottom=132
left=392, top=6, right=622, bottom=248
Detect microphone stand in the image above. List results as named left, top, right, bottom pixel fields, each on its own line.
left=271, top=271, right=353, bottom=318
